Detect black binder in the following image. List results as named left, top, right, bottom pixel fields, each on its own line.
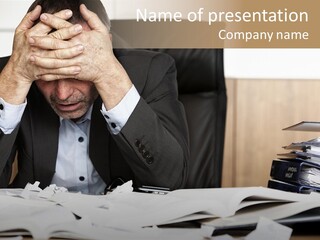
left=268, top=179, right=320, bottom=193
left=270, top=159, right=320, bottom=188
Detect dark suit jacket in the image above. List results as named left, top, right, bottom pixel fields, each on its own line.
left=0, top=49, right=189, bottom=190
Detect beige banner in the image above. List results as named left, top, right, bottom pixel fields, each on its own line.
left=110, top=0, right=319, bottom=48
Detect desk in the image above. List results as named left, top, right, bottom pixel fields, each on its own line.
left=291, top=237, right=319, bottom=240
left=20, top=234, right=320, bottom=239
left=1, top=187, right=320, bottom=240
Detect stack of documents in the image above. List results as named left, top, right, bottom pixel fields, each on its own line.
left=268, top=121, right=320, bottom=193
left=0, top=182, right=320, bottom=239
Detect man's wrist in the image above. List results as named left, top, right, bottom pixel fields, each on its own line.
left=100, top=85, right=140, bottom=135
left=0, top=61, right=32, bottom=105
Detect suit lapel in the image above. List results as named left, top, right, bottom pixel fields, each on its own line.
left=30, top=86, right=60, bottom=189
left=89, top=97, right=111, bottom=184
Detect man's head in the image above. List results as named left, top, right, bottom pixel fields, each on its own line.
left=28, top=0, right=111, bottom=31
left=29, top=0, right=110, bottom=120
left=36, top=79, right=98, bottom=120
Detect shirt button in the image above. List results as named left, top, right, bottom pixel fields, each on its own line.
left=78, top=137, right=84, bottom=142
left=79, top=176, right=85, bottom=181
left=0, top=104, right=3, bottom=110
left=111, top=122, right=117, bottom=129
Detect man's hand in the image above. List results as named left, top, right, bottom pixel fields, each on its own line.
left=0, top=6, right=88, bottom=105
left=10, top=7, right=85, bottom=84
left=31, top=4, right=133, bottom=109
left=30, top=4, right=118, bottom=84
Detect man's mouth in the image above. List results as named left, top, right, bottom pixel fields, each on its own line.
left=55, top=102, right=81, bottom=112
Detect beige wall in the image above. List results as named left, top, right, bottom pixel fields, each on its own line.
left=222, top=78, right=320, bottom=187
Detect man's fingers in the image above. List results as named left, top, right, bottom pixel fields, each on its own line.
left=38, top=73, right=78, bottom=81
left=39, top=13, right=74, bottom=31
left=34, top=66, right=82, bottom=80
left=36, top=44, right=84, bottom=59
left=36, top=67, right=82, bottom=81
left=29, top=35, right=76, bottom=50
left=80, top=4, right=105, bottom=31
left=30, top=55, right=79, bottom=69
left=31, top=9, right=73, bottom=36
left=49, top=24, right=83, bottom=40
left=16, top=5, right=42, bottom=32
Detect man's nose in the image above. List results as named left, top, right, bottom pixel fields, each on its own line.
left=55, top=80, right=74, bottom=101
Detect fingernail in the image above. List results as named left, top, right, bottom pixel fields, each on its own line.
left=65, top=10, right=72, bottom=17
left=30, top=56, right=35, bottom=62
left=77, top=45, right=84, bottom=51
left=74, top=67, right=81, bottom=74
left=74, top=25, right=83, bottom=33
left=29, top=37, right=35, bottom=44
left=40, top=13, right=47, bottom=21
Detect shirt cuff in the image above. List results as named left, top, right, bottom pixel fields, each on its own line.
left=100, top=85, right=140, bottom=135
left=0, top=98, right=27, bottom=134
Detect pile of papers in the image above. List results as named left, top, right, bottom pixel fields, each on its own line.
left=1, top=181, right=320, bottom=239
left=268, top=121, right=320, bottom=193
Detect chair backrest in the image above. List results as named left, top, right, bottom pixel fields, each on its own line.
left=153, top=49, right=227, bottom=188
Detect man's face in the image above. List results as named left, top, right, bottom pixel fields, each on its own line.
left=36, top=79, right=98, bottom=120
left=35, top=21, right=100, bottom=120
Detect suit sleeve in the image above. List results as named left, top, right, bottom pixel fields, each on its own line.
left=0, top=126, right=19, bottom=187
left=0, top=57, right=24, bottom=187
left=112, top=53, right=189, bottom=190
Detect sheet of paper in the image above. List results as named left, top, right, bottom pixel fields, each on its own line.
left=283, top=121, right=320, bottom=132
left=168, top=187, right=320, bottom=217
left=212, top=218, right=292, bottom=240
left=49, top=221, right=213, bottom=240
left=51, top=191, right=213, bottom=229
left=204, top=200, right=320, bottom=229
left=0, top=185, right=318, bottom=239
left=0, top=205, right=76, bottom=239
left=46, top=186, right=320, bottom=230
left=245, top=217, right=292, bottom=240
left=0, top=237, right=23, bottom=240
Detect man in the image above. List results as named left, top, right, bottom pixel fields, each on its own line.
left=0, top=0, right=189, bottom=194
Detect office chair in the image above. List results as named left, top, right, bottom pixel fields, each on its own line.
left=153, top=49, right=227, bottom=188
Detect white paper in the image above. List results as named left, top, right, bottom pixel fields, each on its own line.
left=283, top=121, right=320, bottom=132
left=212, top=218, right=292, bottom=240
left=245, top=217, right=292, bottom=240
left=0, top=185, right=318, bottom=240
left=204, top=200, right=320, bottom=229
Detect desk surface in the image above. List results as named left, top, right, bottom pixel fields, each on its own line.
left=22, top=235, right=319, bottom=240
left=2, top=187, right=320, bottom=240
left=291, top=237, right=319, bottom=240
